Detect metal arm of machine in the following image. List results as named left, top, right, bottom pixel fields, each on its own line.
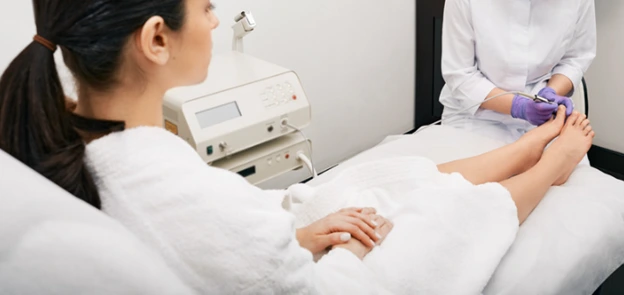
left=232, top=11, right=256, bottom=53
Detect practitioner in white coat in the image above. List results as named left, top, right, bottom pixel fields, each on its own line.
left=440, top=0, right=597, bottom=143
left=0, top=0, right=596, bottom=294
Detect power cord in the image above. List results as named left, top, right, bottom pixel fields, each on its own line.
left=282, top=120, right=318, bottom=178
left=414, top=91, right=553, bottom=134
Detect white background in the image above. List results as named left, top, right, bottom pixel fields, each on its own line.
left=0, top=1, right=416, bottom=189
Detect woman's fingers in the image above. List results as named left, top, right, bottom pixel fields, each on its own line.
left=344, top=216, right=380, bottom=244
left=379, top=219, right=393, bottom=236
left=325, top=232, right=352, bottom=247
left=330, top=209, right=388, bottom=248
left=342, top=211, right=379, bottom=229
left=332, top=219, right=376, bottom=248
left=359, top=207, right=377, bottom=215
left=312, top=232, right=353, bottom=252
left=339, top=207, right=377, bottom=216
left=339, top=207, right=359, bottom=213
left=373, top=215, right=394, bottom=244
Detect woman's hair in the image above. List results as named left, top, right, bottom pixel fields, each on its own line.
left=0, top=0, right=185, bottom=208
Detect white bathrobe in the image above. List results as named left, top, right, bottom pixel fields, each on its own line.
left=85, top=127, right=519, bottom=295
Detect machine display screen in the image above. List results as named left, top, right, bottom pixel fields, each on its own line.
left=196, top=101, right=241, bottom=129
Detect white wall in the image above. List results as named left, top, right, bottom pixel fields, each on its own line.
left=585, top=0, right=624, bottom=153
left=0, top=1, right=415, bottom=189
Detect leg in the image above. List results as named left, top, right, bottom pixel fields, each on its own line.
left=502, top=111, right=594, bottom=223
left=437, top=142, right=535, bottom=185
left=553, top=113, right=591, bottom=185
left=500, top=156, right=564, bottom=224
left=437, top=106, right=567, bottom=185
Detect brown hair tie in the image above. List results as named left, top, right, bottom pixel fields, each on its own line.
left=33, top=35, right=57, bottom=52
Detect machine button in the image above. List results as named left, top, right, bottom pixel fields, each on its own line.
left=276, top=156, right=282, bottom=162
left=207, top=145, right=214, bottom=155
left=267, top=125, right=274, bottom=132
left=267, top=158, right=273, bottom=166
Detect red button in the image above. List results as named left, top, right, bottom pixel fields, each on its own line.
left=292, top=95, right=297, bottom=100
left=285, top=154, right=290, bottom=159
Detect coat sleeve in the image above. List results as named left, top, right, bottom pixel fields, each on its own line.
left=441, top=0, right=496, bottom=114
left=552, top=0, right=597, bottom=94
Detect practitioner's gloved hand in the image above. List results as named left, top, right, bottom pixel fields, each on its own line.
left=333, top=214, right=394, bottom=260
left=538, top=87, right=574, bottom=116
left=296, top=207, right=381, bottom=255
left=511, top=94, right=559, bottom=126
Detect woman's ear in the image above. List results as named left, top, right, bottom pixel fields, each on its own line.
left=136, top=16, right=170, bottom=66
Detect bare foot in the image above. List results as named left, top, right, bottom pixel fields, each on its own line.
left=516, top=106, right=567, bottom=171
left=542, top=111, right=595, bottom=185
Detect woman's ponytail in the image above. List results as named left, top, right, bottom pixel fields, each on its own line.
left=0, top=0, right=187, bottom=208
left=0, top=38, right=101, bottom=208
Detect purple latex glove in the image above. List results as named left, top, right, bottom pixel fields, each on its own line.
left=511, top=94, right=559, bottom=126
left=538, top=87, right=574, bottom=116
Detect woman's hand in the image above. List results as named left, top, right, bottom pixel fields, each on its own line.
left=296, top=207, right=380, bottom=255
left=333, top=214, right=394, bottom=259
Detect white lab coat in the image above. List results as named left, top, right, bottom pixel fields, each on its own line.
left=439, top=0, right=596, bottom=143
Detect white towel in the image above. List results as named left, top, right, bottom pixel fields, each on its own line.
left=289, top=158, right=520, bottom=294
left=86, top=126, right=518, bottom=294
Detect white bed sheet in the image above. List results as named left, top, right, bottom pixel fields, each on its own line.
left=307, top=125, right=624, bottom=295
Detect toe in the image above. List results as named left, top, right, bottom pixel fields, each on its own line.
left=554, top=106, right=566, bottom=124
left=566, top=111, right=580, bottom=127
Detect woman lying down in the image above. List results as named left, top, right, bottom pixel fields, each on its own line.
left=0, top=0, right=595, bottom=294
